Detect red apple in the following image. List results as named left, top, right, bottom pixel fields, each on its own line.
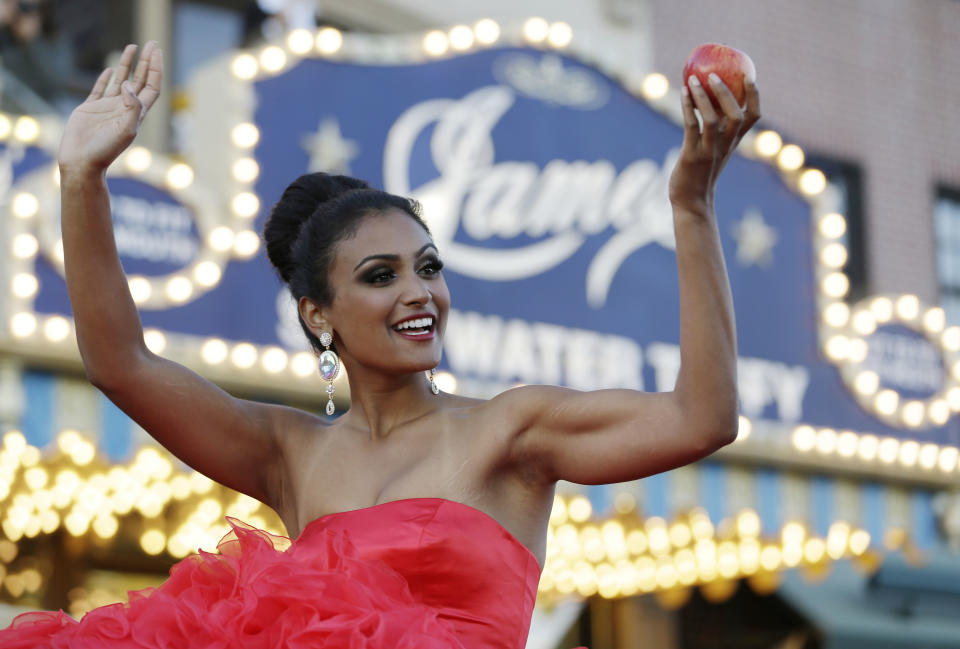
left=682, top=43, right=756, bottom=110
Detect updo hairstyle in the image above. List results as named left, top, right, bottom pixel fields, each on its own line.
left=264, top=172, right=430, bottom=353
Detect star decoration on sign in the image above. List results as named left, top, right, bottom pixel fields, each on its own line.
left=301, top=117, right=359, bottom=174
left=731, top=208, right=777, bottom=267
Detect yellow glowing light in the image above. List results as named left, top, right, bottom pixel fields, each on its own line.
left=820, top=242, right=848, bottom=268
left=777, top=144, right=804, bottom=171
left=760, top=545, right=781, bottom=572
left=668, top=521, right=692, bottom=548
left=875, top=390, right=899, bottom=416
left=836, top=430, right=858, bottom=457
left=208, top=226, right=235, bottom=252
left=923, top=307, right=946, bottom=333
left=11, top=232, right=38, bottom=259
left=128, top=276, right=152, bottom=304
left=10, top=312, right=37, bottom=337
left=853, top=371, right=879, bottom=396
left=857, top=434, right=878, bottom=461
left=819, top=213, right=847, bottom=238
left=165, top=276, right=193, bottom=303
left=141, top=529, right=166, bottom=555
left=231, top=53, right=258, bottom=79
left=231, top=192, right=260, bottom=218
left=901, top=402, right=925, bottom=428
left=474, top=19, right=500, bottom=45
left=847, top=337, right=868, bottom=363
left=815, top=428, right=837, bottom=455
left=194, top=261, right=222, bottom=287
left=259, top=46, right=287, bottom=72
left=53, top=239, right=64, bottom=262
left=851, top=310, right=877, bottom=335
left=877, top=437, right=899, bottom=463
left=822, top=272, right=849, bottom=298
left=143, top=329, right=166, bottom=354
left=736, top=415, right=751, bottom=442
left=231, top=343, right=258, bottom=369
left=919, top=443, right=939, bottom=470
left=753, top=130, right=782, bottom=157
left=12, top=192, right=39, bottom=218
left=781, top=521, right=806, bottom=546
left=943, top=326, right=960, bottom=351
left=448, top=25, right=474, bottom=50
left=803, top=537, right=826, bottom=563
left=13, top=116, right=39, bottom=142
left=547, top=21, right=573, bottom=48
left=792, top=425, right=816, bottom=452
left=641, top=73, right=669, bottom=100
left=568, top=496, right=592, bottom=523
left=201, top=338, right=228, bottom=365
left=11, top=272, right=38, bottom=298
left=736, top=510, right=760, bottom=538
left=231, top=123, right=260, bottom=149
left=124, top=146, right=152, bottom=173
left=287, top=28, right=314, bottom=55
left=646, top=525, right=670, bottom=556
left=24, top=467, right=48, bottom=490
left=799, top=168, right=827, bottom=195
left=613, top=492, right=635, bottom=516
left=870, top=297, right=894, bottom=322
left=938, top=446, right=959, bottom=472
left=43, top=316, right=70, bottom=342
left=434, top=371, right=457, bottom=394
left=823, top=302, right=850, bottom=328
left=232, top=157, right=259, bottom=183
left=260, top=346, right=288, bottom=374
left=423, top=30, right=449, bottom=56
left=0, top=114, right=10, bottom=138
left=523, top=17, right=550, bottom=43
left=291, top=351, right=316, bottom=377
left=165, top=163, right=194, bottom=190
left=626, top=529, right=648, bottom=555
left=91, top=514, right=119, bottom=539
left=316, top=27, right=343, bottom=54
left=898, top=439, right=920, bottom=466
left=895, top=294, right=920, bottom=320
left=929, top=400, right=951, bottom=426
left=824, top=335, right=849, bottom=361
left=233, top=230, right=261, bottom=257
left=849, top=530, right=870, bottom=555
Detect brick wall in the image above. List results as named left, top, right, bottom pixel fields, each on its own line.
left=650, top=0, right=960, bottom=304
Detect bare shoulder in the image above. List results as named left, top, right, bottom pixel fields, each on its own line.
left=264, top=403, right=334, bottom=522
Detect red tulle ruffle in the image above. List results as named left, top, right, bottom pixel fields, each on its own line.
left=0, top=518, right=466, bottom=648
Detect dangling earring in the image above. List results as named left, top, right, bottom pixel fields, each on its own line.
left=318, top=331, right=340, bottom=415
left=427, top=368, right=439, bottom=395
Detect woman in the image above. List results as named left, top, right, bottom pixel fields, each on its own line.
left=2, top=40, right=759, bottom=647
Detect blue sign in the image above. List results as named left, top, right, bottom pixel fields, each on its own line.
left=6, top=46, right=959, bottom=448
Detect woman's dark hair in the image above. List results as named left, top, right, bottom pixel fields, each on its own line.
left=263, top=172, right=430, bottom=353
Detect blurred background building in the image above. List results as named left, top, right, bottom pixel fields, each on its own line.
left=1, top=1, right=959, bottom=648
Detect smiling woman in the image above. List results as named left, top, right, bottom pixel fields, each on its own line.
left=0, top=38, right=758, bottom=649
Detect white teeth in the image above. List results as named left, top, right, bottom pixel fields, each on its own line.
left=394, top=317, right=434, bottom=331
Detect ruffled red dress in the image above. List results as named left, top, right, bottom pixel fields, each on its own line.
left=0, top=497, right=585, bottom=648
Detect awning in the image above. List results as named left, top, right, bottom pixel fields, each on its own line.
left=778, top=554, right=960, bottom=649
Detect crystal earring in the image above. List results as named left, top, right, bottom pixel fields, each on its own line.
left=427, top=368, right=439, bottom=395
left=318, top=332, right=340, bottom=415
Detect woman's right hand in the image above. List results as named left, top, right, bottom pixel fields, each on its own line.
left=59, top=42, right=163, bottom=175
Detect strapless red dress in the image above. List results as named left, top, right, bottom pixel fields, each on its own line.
left=0, top=497, right=585, bottom=648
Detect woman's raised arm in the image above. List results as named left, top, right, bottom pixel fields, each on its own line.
left=59, top=43, right=299, bottom=509
left=502, top=74, right=760, bottom=485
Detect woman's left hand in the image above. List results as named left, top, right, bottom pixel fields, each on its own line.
left=668, top=74, right=760, bottom=215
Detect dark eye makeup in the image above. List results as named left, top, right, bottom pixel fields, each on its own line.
left=359, top=255, right=444, bottom=285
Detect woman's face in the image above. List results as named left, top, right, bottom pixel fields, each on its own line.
left=314, top=208, right=449, bottom=374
